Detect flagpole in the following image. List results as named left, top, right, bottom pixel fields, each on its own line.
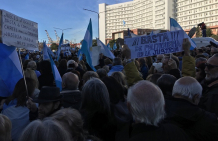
left=18, top=48, right=29, bottom=97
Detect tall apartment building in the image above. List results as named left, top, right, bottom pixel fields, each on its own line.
left=99, top=0, right=218, bottom=44
left=99, top=0, right=176, bottom=44
left=176, top=0, right=218, bottom=35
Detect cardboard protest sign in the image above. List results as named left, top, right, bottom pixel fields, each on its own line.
left=1, top=10, right=38, bottom=50
left=124, top=30, right=184, bottom=59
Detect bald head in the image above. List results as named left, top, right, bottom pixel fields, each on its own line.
left=127, top=80, right=165, bottom=126
left=62, top=72, right=79, bottom=90
left=172, top=77, right=202, bottom=104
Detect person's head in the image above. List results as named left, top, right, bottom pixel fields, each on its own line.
left=0, top=114, right=11, bottom=141
left=162, top=55, right=179, bottom=73
left=81, top=78, right=110, bottom=115
left=205, top=54, right=218, bottom=84
left=23, top=60, right=31, bottom=70
left=127, top=80, right=165, bottom=126
left=59, top=59, right=67, bottom=70
left=19, top=119, right=71, bottom=141
left=150, top=73, right=162, bottom=85
left=50, top=108, right=86, bottom=141
left=113, top=57, right=122, bottom=66
left=27, top=61, right=37, bottom=70
left=210, top=47, right=218, bottom=56
left=40, top=60, right=52, bottom=74
left=103, top=65, right=109, bottom=73
left=111, top=71, right=127, bottom=86
left=104, top=58, right=112, bottom=65
left=172, top=76, right=202, bottom=105
left=24, top=68, right=39, bottom=88
left=67, top=60, right=76, bottom=70
left=102, top=76, right=124, bottom=104
left=157, top=74, right=177, bottom=96
left=195, top=58, right=207, bottom=82
left=156, top=54, right=164, bottom=63
left=33, top=87, right=62, bottom=120
left=196, top=48, right=203, bottom=55
left=82, top=71, right=99, bottom=85
left=96, top=68, right=108, bottom=79
left=62, top=72, right=79, bottom=90
left=195, top=57, right=207, bottom=67
left=5, top=78, right=36, bottom=106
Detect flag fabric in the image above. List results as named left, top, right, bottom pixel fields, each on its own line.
left=170, top=18, right=196, bottom=50
left=24, top=53, right=29, bottom=60
left=113, top=43, right=117, bottom=50
left=47, top=47, right=55, bottom=57
left=123, top=20, right=126, bottom=26
left=107, top=43, right=112, bottom=51
left=78, top=19, right=96, bottom=71
left=97, top=39, right=115, bottom=59
left=0, top=43, right=23, bottom=97
left=43, top=42, right=49, bottom=60
left=57, top=33, right=63, bottom=61
left=48, top=53, right=62, bottom=91
left=150, top=31, right=154, bottom=36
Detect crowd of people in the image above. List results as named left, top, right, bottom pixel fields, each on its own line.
left=0, top=38, right=218, bottom=141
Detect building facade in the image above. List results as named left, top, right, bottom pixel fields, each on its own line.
left=99, top=0, right=218, bottom=44
left=99, top=0, right=176, bottom=44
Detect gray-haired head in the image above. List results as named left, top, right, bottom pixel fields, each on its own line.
left=62, top=72, right=79, bottom=90
left=81, top=78, right=111, bottom=114
left=195, top=57, right=207, bottom=66
left=172, top=76, right=202, bottom=105
left=97, top=68, right=108, bottom=79
left=67, top=60, right=75, bottom=69
left=127, top=80, right=165, bottom=126
left=111, top=71, right=127, bottom=86
left=113, top=57, right=122, bottom=66
left=27, top=61, right=37, bottom=70
left=82, top=71, right=99, bottom=85
left=103, top=65, right=110, bottom=73
left=19, top=119, right=71, bottom=141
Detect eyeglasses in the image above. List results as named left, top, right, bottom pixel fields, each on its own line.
left=205, top=63, right=218, bottom=70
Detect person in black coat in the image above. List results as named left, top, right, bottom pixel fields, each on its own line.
left=165, top=76, right=218, bottom=141
left=61, top=72, right=81, bottom=110
left=38, top=60, right=54, bottom=89
left=116, top=80, right=191, bottom=141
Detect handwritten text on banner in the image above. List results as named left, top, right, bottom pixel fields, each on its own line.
left=124, top=30, right=184, bottom=59
left=1, top=10, right=38, bottom=50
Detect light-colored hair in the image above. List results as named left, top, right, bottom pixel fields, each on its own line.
left=19, top=119, right=71, bottom=141
left=111, top=71, right=127, bottom=86
left=127, top=80, right=165, bottom=126
left=82, top=71, right=99, bottom=85
left=103, top=65, right=109, bottom=73
left=62, top=72, right=79, bottom=90
left=0, top=114, right=12, bottom=141
left=50, top=108, right=85, bottom=141
left=27, top=61, right=37, bottom=70
left=24, top=68, right=39, bottom=89
left=172, top=77, right=202, bottom=100
left=67, top=60, right=75, bottom=69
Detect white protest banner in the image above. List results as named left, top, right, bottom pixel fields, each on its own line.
left=61, top=43, right=70, bottom=51
left=124, top=30, right=184, bottom=59
left=91, top=46, right=101, bottom=66
left=1, top=9, right=38, bottom=50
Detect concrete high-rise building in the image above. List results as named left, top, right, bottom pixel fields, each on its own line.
left=99, top=0, right=218, bottom=44
left=99, top=0, right=176, bottom=44
left=176, top=0, right=218, bottom=35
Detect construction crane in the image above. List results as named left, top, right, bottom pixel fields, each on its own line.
left=54, top=30, right=60, bottom=44
left=45, top=30, right=53, bottom=44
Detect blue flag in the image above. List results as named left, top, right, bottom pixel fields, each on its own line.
left=0, top=43, right=23, bottom=97
left=113, top=43, right=117, bottom=50
left=24, top=53, right=29, bottom=60
left=43, top=42, right=49, bottom=60
left=78, top=19, right=96, bottom=71
left=48, top=53, right=62, bottom=91
left=107, top=43, right=111, bottom=51
left=170, top=18, right=196, bottom=50
left=123, top=20, right=126, bottom=26
left=57, top=33, right=63, bottom=60
left=128, top=28, right=131, bottom=37
left=97, top=39, right=115, bottom=59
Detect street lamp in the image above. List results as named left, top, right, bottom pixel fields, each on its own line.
left=53, top=27, right=72, bottom=33
left=83, top=9, right=99, bottom=39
